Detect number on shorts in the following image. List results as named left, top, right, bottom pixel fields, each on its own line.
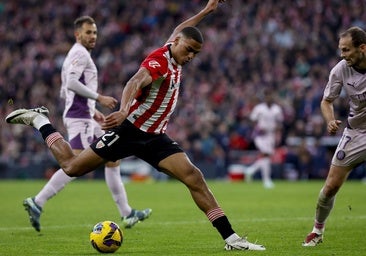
left=101, top=132, right=120, bottom=147
left=84, top=122, right=89, bottom=134
left=339, top=134, right=351, bottom=149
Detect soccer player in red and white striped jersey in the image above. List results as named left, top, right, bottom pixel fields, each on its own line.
left=6, top=0, right=265, bottom=251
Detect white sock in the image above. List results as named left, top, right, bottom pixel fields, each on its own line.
left=246, top=161, right=260, bottom=176
left=225, top=233, right=240, bottom=243
left=34, top=168, right=75, bottom=207
left=105, top=166, right=132, bottom=217
left=311, top=227, right=324, bottom=235
left=33, top=115, right=50, bottom=130
left=259, top=157, right=272, bottom=184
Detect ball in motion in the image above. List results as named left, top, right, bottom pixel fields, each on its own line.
left=90, top=221, right=123, bottom=253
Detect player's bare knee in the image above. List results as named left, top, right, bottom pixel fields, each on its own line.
left=184, top=166, right=206, bottom=187
left=63, top=166, right=81, bottom=177
left=62, top=168, right=74, bottom=177
left=321, top=185, right=339, bottom=198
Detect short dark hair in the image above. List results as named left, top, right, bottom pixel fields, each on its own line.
left=74, top=16, right=95, bottom=30
left=340, top=26, right=366, bottom=47
left=181, top=26, right=203, bottom=44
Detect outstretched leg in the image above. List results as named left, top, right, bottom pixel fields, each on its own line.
left=159, top=152, right=265, bottom=251
left=302, top=164, right=351, bottom=247
left=6, top=107, right=106, bottom=176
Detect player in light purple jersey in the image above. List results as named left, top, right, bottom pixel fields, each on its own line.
left=303, top=26, right=366, bottom=246
left=22, top=16, right=151, bottom=232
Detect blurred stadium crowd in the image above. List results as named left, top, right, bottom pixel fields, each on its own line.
left=1, top=0, right=366, bottom=180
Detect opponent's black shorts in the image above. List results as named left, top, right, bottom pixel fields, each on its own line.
left=90, top=120, right=183, bottom=170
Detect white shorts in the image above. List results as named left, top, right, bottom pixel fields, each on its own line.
left=254, top=133, right=275, bottom=155
left=331, top=127, right=366, bottom=167
left=63, top=117, right=104, bottom=150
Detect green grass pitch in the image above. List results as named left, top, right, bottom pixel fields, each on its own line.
left=0, top=179, right=365, bottom=256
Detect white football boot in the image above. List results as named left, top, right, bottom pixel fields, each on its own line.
left=5, top=106, right=49, bottom=126
left=225, top=236, right=266, bottom=251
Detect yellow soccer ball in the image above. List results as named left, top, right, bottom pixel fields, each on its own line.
left=90, top=221, right=123, bottom=253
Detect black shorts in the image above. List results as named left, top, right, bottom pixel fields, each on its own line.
left=90, top=120, right=183, bottom=170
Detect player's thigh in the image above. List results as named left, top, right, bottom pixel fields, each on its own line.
left=72, top=149, right=83, bottom=155
left=158, top=152, right=203, bottom=183
left=67, top=147, right=107, bottom=176
left=323, top=165, right=351, bottom=196
left=105, top=160, right=120, bottom=168
left=255, top=135, right=275, bottom=154
left=93, top=120, right=120, bottom=168
left=331, top=128, right=366, bottom=166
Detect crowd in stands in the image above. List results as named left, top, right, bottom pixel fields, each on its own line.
left=1, top=0, right=366, bottom=180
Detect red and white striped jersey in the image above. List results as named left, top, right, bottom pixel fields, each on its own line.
left=127, top=44, right=182, bottom=134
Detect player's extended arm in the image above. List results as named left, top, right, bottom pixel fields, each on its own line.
left=67, top=75, right=117, bottom=109
left=67, top=75, right=98, bottom=100
left=101, top=67, right=152, bottom=130
left=166, top=0, right=225, bottom=43
left=320, top=98, right=342, bottom=135
left=119, top=67, right=152, bottom=114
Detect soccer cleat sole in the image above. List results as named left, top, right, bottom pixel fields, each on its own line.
left=5, top=106, right=49, bottom=124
